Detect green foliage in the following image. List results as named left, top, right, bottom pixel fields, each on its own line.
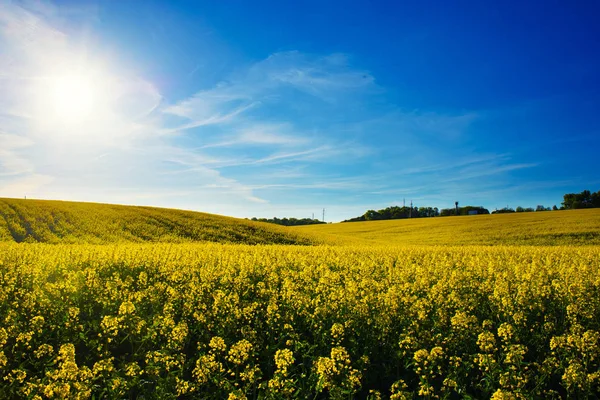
left=491, top=207, right=516, bottom=214
left=562, top=189, right=600, bottom=209
left=515, top=206, right=534, bottom=212
left=344, top=205, right=439, bottom=222
left=250, top=217, right=326, bottom=226
left=0, top=198, right=314, bottom=245
left=439, top=206, right=490, bottom=216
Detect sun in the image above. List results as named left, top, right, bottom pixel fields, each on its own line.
left=48, top=74, right=97, bottom=123
left=31, top=62, right=110, bottom=130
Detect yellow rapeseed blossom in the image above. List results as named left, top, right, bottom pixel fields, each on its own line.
left=274, top=349, right=294, bottom=373
left=227, top=340, right=253, bottom=365
left=1, top=238, right=600, bottom=398
left=209, top=336, right=227, bottom=353
left=478, top=332, right=497, bottom=353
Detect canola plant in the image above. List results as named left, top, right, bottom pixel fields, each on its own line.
left=1, top=243, right=599, bottom=399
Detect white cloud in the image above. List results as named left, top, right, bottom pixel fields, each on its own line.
left=162, top=51, right=377, bottom=132
left=199, top=123, right=309, bottom=149
left=259, top=51, right=375, bottom=98
left=162, top=91, right=258, bottom=133
left=237, top=123, right=308, bottom=145
left=0, top=173, right=54, bottom=197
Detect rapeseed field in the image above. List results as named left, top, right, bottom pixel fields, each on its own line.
left=0, top=198, right=312, bottom=245
left=1, top=201, right=600, bottom=398
left=297, top=209, right=600, bottom=246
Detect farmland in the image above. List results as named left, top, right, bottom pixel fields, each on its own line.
left=297, top=209, right=600, bottom=246
left=0, top=198, right=312, bottom=245
left=1, top=199, right=600, bottom=399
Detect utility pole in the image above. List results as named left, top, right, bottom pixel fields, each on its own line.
left=312, top=213, right=314, bottom=220
left=322, top=208, right=325, bottom=222
left=410, top=200, right=412, bottom=218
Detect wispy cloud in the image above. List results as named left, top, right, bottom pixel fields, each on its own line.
left=444, top=162, right=539, bottom=183
left=198, top=123, right=309, bottom=149
left=157, top=51, right=377, bottom=174
left=162, top=95, right=259, bottom=133
left=0, top=132, right=35, bottom=176
left=392, top=153, right=511, bottom=176
left=261, top=52, right=376, bottom=99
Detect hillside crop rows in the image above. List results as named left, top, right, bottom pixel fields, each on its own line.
left=0, top=198, right=312, bottom=245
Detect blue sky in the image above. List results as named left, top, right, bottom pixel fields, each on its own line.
left=1, top=0, right=599, bottom=221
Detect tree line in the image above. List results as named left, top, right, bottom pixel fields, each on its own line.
left=343, top=205, right=441, bottom=222
left=562, top=189, right=600, bottom=209
left=491, top=189, right=600, bottom=213
left=250, top=189, right=599, bottom=226
left=439, top=206, right=490, bottom=216
left=342, top=189, right=599, bottom=222
left=249, top=217, right=326, bottom=226
left=492, top=205, right=555, bottom=214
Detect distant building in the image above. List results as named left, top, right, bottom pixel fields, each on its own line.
left=468, top=210, right=478, bottom=215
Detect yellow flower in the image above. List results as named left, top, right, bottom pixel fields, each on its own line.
left=228, top=391, right=247, bottom=400
left=274, top=349, right=294, bottom=372
left=30, top=315, right=45, bottom=333
left=227, top=339, right=253, bottom=365
left=491, top=389, right=517, bottom=400
left=413, top=349, right=429, bottom=364
left=478, top=331, right=497, bottom=353
left=331, top=323, right=345, bottom=342
left=118, top=301, right=136, bottom=315
left=209, top=336, right=227, bottom=353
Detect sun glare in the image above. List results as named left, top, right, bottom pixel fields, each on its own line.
left=48, top=74, right=96, bottom=123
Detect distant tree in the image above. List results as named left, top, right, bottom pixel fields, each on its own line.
left=552, top=205, right=558, bottom=211
left=364, top=210, right=381, bottom=221
left=251, top=217, right=326, bottom=226
left=440, top=206, right=489, bottom=216
left=517, top=206, right=540, bottom=212
left=439, top=208, right=455, bottom=216
left=343, top=204, right=439, bottom=222
left=562, top=189, right=600, bottom=209
left=492, top=207, right=515, bottom=214
left=419, top=206, right=437, bottom=217
left=593, top=191, right=600, bottom=207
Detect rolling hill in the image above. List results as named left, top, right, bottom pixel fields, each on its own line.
left=297, top=208, right=600, bottom=246
left=2, top=197, right=599, bottom=247
left=0, top=198, right=314, bottom=245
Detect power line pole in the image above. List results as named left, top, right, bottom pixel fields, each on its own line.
left=410, top=200, right=412, bottom=218
left=322, top=208, right=325, bottom=222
